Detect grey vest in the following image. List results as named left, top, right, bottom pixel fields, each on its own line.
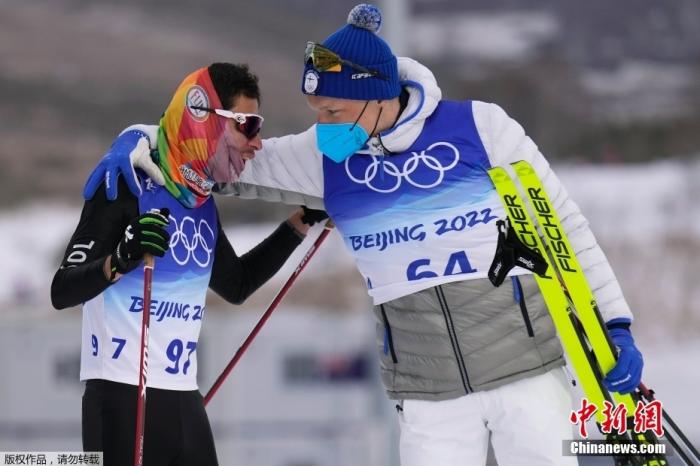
left=374, top=274, right=565, bottom=401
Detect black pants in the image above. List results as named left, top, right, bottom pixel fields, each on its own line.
left=82, top=380, right=218, bottom=466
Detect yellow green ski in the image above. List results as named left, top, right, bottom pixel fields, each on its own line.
left=511, top=160, right=637, bottom=415
left=488, top=164, right=672, bottom=466
left=488, top=166, right=614, bottom=422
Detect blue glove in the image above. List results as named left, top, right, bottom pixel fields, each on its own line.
left=603, top=318, right=643, bottom=394
left=83, top=128, right=162, bottom=200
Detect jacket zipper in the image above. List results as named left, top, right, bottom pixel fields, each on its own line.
left=435, top=285, right=473, bottom=394
left=513, top=277, right=535, bottom=337
left=380, top=305, right=399, bottom=364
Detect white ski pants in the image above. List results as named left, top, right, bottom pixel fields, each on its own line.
left=398, top=368, right=579, bottom=466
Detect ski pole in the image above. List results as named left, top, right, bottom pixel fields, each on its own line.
left=638, top=383, right=700, bottom=465
left=204, top=220, right=334, bottom=406
left=134, top=254, right=154, bottom=466
left=573, top=308, right=697, bottom=464
left=568, top=312, right=675, bottom=464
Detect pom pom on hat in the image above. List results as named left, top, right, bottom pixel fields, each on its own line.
left=301, top=3, right=399, bottom=100
left=347, top=4, right=382, bottom=33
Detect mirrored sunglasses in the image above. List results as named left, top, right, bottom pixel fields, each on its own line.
left=304, top=41, right=388, bottom=80
left=189, top=106, right=264, bottom=139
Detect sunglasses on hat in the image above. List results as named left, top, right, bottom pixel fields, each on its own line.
left=189, top=106, right=264, bottom=139
left=305, top=42, right=388, bottom=80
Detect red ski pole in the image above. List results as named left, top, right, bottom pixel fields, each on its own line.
left=204, top=220, right=333, bottom=406
left=134, top=254, right=154, bottom=466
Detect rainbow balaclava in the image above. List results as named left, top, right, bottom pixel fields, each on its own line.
left=157, top=67, right=246, bottom=208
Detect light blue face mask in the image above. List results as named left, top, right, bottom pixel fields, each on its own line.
left=316, top=122, right=369, bottom=163
left=316, top=102, right=382, bottom=163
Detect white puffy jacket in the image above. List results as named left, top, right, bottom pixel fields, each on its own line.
left=129, top=57, right=632, bottom=322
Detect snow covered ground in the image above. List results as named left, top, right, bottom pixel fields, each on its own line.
left=641, top=341, right=700, bottom=442
left=557, top=161, right=700, bottom=345
left=0, top=202, right=80, bottom=307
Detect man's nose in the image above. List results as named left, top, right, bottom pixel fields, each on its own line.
left=248, top=135, right=262, bottom=150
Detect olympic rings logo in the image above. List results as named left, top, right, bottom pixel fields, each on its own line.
left=344, top=142, right=460, bottom=193
left=168, top=215, right=214, bottom=267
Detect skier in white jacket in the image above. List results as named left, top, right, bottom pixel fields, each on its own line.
left=82, top=4, right=645, bottom=465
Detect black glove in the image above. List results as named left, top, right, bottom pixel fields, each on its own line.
left=300, top=206, right=329, bottom=226
left=488, top=219, right=548, bottom=287
left=111, top=208, right=171, bottom=276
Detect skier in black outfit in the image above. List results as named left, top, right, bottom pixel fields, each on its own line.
left=51, top=63, right=325, bottom=466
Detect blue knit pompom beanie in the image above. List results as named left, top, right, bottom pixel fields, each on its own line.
left=301, top=4, right=401, bottom=100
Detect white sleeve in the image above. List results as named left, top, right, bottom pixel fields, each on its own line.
left=473, top=101, right=633, bottom=323
left=216, top=125, right=326, bottom=209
